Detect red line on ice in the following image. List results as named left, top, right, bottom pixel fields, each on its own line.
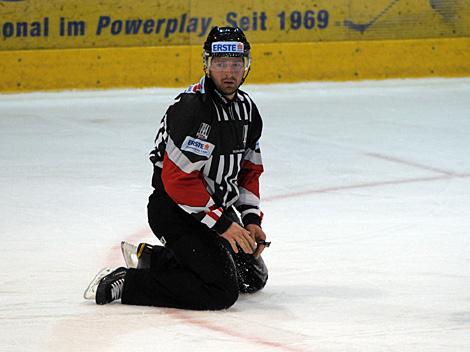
left=364, top=152, right=463, bottom=176
left=164, top=309, right=309, bottom=352
left=263, top=174, right=461, bottom=202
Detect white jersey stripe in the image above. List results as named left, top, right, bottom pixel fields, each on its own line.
left=246, top=95, right=253, bottom=122
left=212, top=100, right=222, bottom=122
left=243, top=146, right=263, bottom=165
left=237, top=186, right=260, bottom=206
left=234, top=102, right=241, bottom=119
left=216, top=155, right=225, bottom=184
left=201, top=214, right=217, bottom=228
left=222, top=154, right=235, bottom=205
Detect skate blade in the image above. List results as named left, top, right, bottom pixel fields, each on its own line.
left=83, top=267, right=112, bottom=300
left=121, top=241, right=138, bottom=269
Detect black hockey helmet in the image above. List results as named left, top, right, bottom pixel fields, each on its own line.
left=203, top=26, right=251, bottom=78
left=204, top=26, right=251, bottom=57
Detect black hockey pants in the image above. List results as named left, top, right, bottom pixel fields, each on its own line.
left=121, top=191, right=268, bottom=310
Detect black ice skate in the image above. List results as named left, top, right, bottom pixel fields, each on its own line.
left=83, top=267, right=127, bottom=305
left=121, top=241, right=153, bottom=269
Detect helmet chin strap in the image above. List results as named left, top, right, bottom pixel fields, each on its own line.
left=241, top=66, right=251, bottom=85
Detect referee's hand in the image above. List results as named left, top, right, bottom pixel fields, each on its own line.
left=221, top=222, right=256, bottom=254
left=245, top=224, right=268, bottom=258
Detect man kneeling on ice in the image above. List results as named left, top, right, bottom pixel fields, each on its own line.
left=84, top=26, right=270, bottom=310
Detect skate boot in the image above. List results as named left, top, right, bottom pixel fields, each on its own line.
left=83, top=267, right=112, bottom=300
left=83, top=267, right=127, bottom=304
left=121, top=241, right=153, bottom=269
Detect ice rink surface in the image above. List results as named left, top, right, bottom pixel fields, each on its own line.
left=1, top=78, right=469, bottom=352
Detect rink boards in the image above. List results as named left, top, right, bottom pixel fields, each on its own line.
left=0, top=0, right=469, bottom=91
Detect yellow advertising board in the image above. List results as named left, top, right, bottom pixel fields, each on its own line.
left=1, top=0, right=470, bottom=50
left=0, top=0, right=469, bottom=91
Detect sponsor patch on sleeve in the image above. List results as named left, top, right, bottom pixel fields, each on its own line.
left=181, top=136, right=215, bottom=158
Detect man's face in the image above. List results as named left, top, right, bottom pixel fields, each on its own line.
left=208, top=56, right=245, bottom=97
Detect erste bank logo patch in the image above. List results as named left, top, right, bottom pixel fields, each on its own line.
left=181, top=136, right=214, bottom=158
left=211, top=41, right=244, bottom=54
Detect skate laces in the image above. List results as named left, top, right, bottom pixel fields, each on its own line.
left=110, top=278, right=124, bottom=301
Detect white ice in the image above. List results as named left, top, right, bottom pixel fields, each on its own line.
left=1, top=78, right=469, bottom=352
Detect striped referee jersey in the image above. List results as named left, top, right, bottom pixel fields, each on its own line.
left=150, top=76, right=264, bottom=234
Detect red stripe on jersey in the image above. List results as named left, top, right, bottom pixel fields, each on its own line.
left=162, top=153, right=210, bottom=207
left=207, top=211, right=220, bottom=221
left=238, top=160, right=263, bottom=198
